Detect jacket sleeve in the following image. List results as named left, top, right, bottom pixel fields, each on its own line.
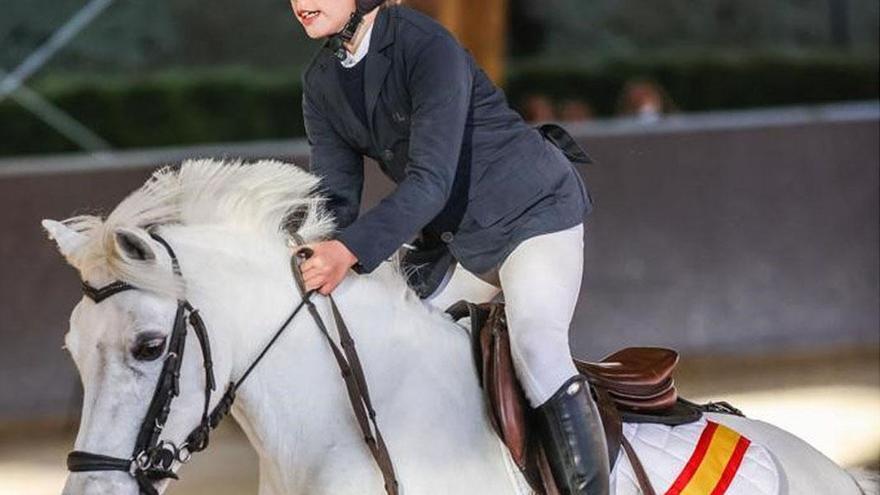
left=303, top=86, right=364, bottom=231
left=337, top=33, right=473, bottom=272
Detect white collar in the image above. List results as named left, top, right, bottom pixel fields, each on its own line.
left=339, top=21, right=374, bottom=68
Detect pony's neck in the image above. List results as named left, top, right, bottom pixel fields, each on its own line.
left=172, top=227, right=511, bottom=494
left=231, top=267, right=454, bottom=493
left=172, top=227, right=468, bottom=490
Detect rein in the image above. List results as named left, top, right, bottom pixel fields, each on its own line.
left=67, top=232, right=398, bottom=495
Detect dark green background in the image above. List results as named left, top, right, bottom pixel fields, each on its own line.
left=1, top=0, right=877, bottom=156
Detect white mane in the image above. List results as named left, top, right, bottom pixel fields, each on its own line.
left=64, top=158, right=335, bottom=296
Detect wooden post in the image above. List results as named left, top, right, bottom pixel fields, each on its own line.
left=404, top=0, right=508, bottom=85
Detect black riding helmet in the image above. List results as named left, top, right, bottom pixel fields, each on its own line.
left=328, top=0, right=386, bottom=59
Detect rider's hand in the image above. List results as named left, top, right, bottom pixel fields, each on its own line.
left=297, top=240, right=358, bottom=295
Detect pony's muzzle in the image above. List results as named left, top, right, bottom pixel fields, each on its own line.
left=62, top=471, right=142, bottom=495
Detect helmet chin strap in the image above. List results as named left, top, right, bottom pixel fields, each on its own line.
left=328, top=11, right=364, bottom=60
left=327, top=0, right=384, bottom=60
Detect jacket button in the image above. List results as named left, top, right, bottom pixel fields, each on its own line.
left=440, top=232, right=454, bottom=243
left=382, top=149, right=395, bottom=162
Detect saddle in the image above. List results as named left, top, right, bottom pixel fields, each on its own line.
left=447, top=301, right=706, bottom=495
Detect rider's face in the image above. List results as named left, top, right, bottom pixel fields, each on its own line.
left=290, top=0, right=357, bottom=39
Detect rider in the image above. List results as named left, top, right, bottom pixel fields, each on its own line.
left=290, top=1, right=609, bottom=493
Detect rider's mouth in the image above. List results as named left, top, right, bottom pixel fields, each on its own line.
left=299, top=10, right=321, bottom=23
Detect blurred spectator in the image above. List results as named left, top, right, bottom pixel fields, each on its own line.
left=617, top=79, right=676, bottom=123
left=522, top=94, right=556, bottom=122
left=559, top=99, right=595, bottom=122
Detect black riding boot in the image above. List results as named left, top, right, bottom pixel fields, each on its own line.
left=536, top=375, right=610, bottom=495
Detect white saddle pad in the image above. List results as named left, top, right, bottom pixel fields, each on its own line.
left=611, top=416, right=781, bottom=495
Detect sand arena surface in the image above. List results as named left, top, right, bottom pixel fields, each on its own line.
left=0, top=348, right=876, bottom=495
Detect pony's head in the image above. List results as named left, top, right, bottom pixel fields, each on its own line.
left=43, top=158, right=333, bottom=494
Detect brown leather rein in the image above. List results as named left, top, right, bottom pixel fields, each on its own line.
left=289, top=235, right=400, bottom=495
left=66, top=232, right=399, bottom=495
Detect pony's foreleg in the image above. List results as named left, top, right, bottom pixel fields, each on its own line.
left=256, top=458, right=288, bottom=495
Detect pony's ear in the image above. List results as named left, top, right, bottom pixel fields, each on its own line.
left=113, top=227, right=157, bottom=262
left=42, top=219, right=88, bottom=258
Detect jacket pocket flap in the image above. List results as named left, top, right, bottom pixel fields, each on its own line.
left=537, top=123, right=593, bottom=164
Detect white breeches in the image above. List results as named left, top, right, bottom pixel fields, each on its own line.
left=427, top=223, right=585, bottom=407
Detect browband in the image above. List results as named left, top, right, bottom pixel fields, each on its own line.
left=82, top=280, right=135, bottom=303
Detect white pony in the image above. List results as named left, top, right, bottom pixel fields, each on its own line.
left=43, top=159, right=873, bottom=495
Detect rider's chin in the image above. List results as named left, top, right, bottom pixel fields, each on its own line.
left=305, top=27, right=326, bottom=39
left=62, top=472, right=141, bottom=495
left=301, top=24, right=322, bottom=39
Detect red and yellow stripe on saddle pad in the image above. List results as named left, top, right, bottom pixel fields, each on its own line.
left=665, top=421, right=751, bottom=495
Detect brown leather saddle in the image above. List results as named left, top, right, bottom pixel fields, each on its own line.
left=447, top=301, right=714, bottom=495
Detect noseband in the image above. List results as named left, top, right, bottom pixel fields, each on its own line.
left=66, top=232, right=399, bottom=495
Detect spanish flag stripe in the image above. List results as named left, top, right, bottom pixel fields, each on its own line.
left=665, top=421, right=719, bottom=494
left=679, top=423, right=741, bottom=495
left=665, top=421, right=750, bottom=495
left=710, top=436, right=752, bottom=495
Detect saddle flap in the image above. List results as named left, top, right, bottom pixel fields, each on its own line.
left=449, top=300, right=490, bottom=382
left=482, top=304, right=531, bottom=470
left=448, top=301, right=531, bottom=471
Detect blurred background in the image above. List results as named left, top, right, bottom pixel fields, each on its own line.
left=1, top=0, right=878, bottom=154
left=0, top=0, right=877, bottom=493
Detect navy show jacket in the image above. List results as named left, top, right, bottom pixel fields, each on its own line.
left=302, top=5, right=593, bottom=278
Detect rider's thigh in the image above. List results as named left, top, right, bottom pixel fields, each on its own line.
left=498, top=222, right=585, bottom=406
left=500, top=223, right=585, bottom=329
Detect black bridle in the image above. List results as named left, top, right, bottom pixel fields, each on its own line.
left=66, top=232, right=399, bottom=495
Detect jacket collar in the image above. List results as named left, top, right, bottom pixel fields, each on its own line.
left=369, top=5, right=395, bottom=53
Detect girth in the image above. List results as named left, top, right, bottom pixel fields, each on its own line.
left=67, top=232, right=399, bottom=495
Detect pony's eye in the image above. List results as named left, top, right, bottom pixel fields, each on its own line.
left=132, top=335, right=167, bottom=361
